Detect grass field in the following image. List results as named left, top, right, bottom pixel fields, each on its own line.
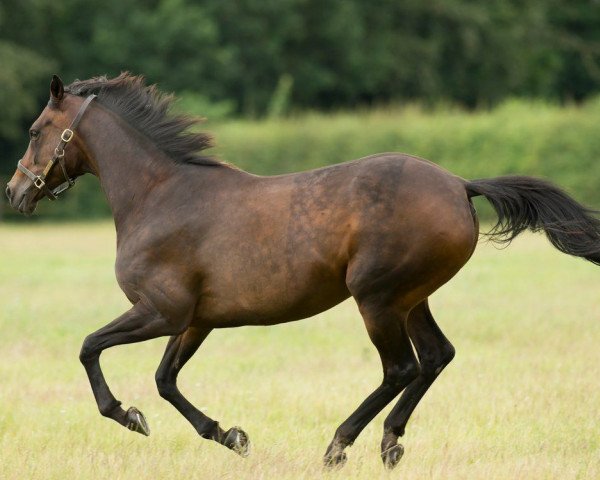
left=1, top=222, right=599, bottom=479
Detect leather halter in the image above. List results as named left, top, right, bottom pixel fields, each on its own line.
left=17, top=94, right=96, bottom=200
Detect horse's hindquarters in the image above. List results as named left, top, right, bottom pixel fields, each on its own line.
left=345, top=159, right=477, bottom=310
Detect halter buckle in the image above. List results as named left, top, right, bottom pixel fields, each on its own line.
left=33, top=177, right=46, bottom=189
left=61, top=129, right=74, bottom=142
left=54, top=146, right=65, bottom=158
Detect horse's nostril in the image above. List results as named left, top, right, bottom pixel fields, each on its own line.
left=5, top=185, right=11, bottom=200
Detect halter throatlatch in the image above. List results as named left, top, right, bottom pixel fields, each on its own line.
left=17, top=94, right=96, bottom=200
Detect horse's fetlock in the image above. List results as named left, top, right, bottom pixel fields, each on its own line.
left=99, top=400, right=122, bottom=418
left=333, top=427, right=354, bottom=448
left=199, top=420, right=221, bottom=441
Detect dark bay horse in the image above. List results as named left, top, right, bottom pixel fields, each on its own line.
left=6, top=74, right=600, bottom=469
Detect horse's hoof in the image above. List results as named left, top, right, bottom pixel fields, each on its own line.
left=223, top=427, right=250, bottom=457
left=323, top=450, right=347, bottom=469
left=381, top=443, right=404, bottom=470
left=125, top=406, right=150, bottom=436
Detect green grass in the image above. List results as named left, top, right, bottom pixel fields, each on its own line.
left=0, top=223, right=599, bottom=479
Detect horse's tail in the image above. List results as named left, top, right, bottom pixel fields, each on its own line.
left=465, top=175, right=600, bottom=265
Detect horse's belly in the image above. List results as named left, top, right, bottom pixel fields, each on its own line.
left=194, top=275, right=351, bottom=327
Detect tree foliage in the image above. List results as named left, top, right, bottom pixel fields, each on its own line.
left=1, top=0, right=599, bottom=178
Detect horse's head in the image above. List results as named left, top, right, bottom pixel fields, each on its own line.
left=5, top=75, right=95, bottom=214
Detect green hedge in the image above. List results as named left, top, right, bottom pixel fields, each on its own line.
left=214, top=98, right=600, bottom=212
left=214, top=99, right=600, bottom=192
left=3, top=98, right=600, bottom=221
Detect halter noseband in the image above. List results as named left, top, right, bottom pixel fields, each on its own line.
left=17, top=94, right=96, bottom=201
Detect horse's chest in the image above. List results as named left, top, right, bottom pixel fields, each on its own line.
left=113, top=249, right=151, bottom=303
left=114, top=265, right=142, bottom=303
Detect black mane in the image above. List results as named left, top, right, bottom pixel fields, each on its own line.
left=66, top=73, right=222, bottom=167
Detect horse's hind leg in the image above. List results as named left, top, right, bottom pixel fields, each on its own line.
left=155, top=327, right=250, bottom=457
left=323, top=298, right=419, bottom=467
left=380, top=299, right=455, bottom=469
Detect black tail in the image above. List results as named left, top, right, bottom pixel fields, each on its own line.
left=465, top=176, right=600, bottom=265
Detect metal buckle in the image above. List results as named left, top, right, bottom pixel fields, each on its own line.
left=61, top=129, right=74, bottom=142
left=54, top=146, right=65, bottom=158
left=33, top=176, right=46, bottom=189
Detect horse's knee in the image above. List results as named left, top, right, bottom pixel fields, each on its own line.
left=79, top=335, right=98, bottom=364
left=155, top=369, right=176, bottom=399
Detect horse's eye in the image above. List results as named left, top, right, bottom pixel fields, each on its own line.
left=29, top=129, right=40, bottom=140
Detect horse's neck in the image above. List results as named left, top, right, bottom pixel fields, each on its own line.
left=79, top=110, right=187, bottom=228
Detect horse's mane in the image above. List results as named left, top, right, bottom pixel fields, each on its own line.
left=65, top=72, right=223, bottom=167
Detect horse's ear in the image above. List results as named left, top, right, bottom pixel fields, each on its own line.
left=50, top=75, right=64, bottom=104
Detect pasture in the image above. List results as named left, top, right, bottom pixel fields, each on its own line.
left=0, top=222, right=599, bottom=479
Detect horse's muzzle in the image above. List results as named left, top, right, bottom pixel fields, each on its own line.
left=5, top=180, right=38, bottom=215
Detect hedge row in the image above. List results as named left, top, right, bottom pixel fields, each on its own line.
left=3, top=98, right=600, bottom=220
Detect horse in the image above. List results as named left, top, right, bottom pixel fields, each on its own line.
left=6, top=73, right=600, bottom=470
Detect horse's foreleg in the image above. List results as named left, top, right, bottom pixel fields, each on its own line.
left=323, top=299, right=418, bottom=468
left=79, top=301, right=186, bottom=435
left=380, top=300, right=455, bottom=469
left=155, top=327, right=250, bottom=457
